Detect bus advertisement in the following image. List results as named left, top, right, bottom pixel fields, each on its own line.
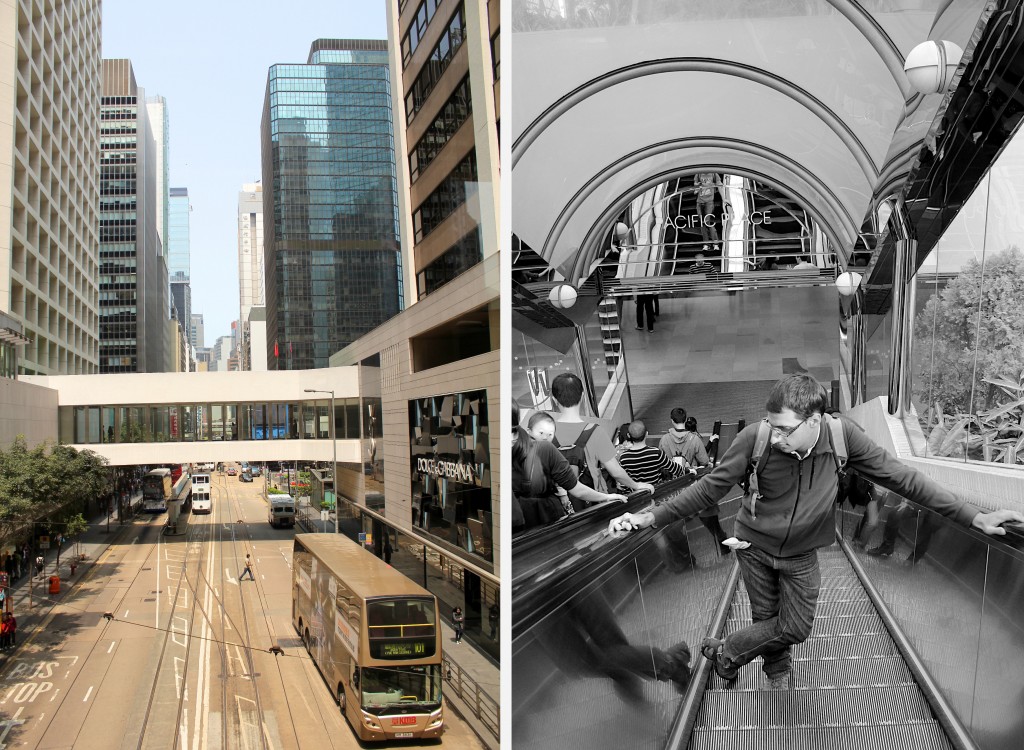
left=192, top=473, right=211, bottom=514
left=292, top=534, right=444, bottom=741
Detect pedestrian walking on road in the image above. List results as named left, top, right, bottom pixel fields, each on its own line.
left=452, top=606, right=464, bottom=644
left=7, top=613, right=16, bottom=650
left=239, top=554, right=255, bottom=581
left=34, top=555, right=44, bottom=578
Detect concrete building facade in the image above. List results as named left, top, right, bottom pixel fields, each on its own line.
left=0, top=0, right=103, bottom=375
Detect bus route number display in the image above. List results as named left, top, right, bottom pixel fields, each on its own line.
left=376, top=640, right=430, bottom=659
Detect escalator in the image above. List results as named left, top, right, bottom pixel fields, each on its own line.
left=512, top=475, right=1024, bottom=750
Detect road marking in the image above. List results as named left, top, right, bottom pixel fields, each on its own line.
left=225, top=569, right=238, bottom=585
left=83, top=685, right=93, bottom=702
left=123, top=609, right=130, bottom=619
left=0, top=706, right=28, bottom=747
left=107, top=641, right=116, bottom=654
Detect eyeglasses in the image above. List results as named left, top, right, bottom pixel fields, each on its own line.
left=764, top=416, right=807, bottom=439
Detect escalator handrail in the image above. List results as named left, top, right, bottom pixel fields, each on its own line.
left=842, top=534, right=979, bottom=750
left=511, top=472, right=708, bottom=639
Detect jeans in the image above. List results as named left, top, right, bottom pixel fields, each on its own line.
left=721, top=545, right=820, bottom=677
left=239, top=567, right=254, bottom=581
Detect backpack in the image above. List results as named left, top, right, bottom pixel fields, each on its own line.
left=554, top=423, right=599, bottom=490
left=743, top=413, right=847, bottom=519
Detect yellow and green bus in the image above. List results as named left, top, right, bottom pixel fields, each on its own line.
left=292, top=533, right=444, bottom=741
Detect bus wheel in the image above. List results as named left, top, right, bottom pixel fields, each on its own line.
left=337, top=685, right=346, bottom=713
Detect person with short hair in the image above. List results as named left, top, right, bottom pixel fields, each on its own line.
left=617, top=420, right=686, bottom=487
left=239, top=554, right=255, bottom=581
left=549, top=373, right=653, bottom=495
left=609, top=373, right=1024, bottom=689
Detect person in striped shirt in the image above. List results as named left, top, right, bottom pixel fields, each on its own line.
left=618, top=420, right=688, bottom=488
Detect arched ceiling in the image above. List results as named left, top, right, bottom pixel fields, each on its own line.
left=512, top=0, right=991, bottom=285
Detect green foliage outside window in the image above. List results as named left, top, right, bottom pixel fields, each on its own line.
left=914, top=247, right=1024, bottom=463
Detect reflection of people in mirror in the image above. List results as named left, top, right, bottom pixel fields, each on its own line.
left=693, top=173, right=731, bottom=250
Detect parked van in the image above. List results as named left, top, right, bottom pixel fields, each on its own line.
left=269, top=494, right=296, bottom=528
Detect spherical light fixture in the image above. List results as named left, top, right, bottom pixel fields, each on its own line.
left=548, top=284, right=578, bottom=309
left=613, top=222, right=630, bottom=242
left=835, top=271, right=863, bottom=297
left=904, top=40, right=963, bottom=95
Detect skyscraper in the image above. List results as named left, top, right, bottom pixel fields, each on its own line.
left=145, top=96, right=170, bottom=248
left=261, top=39, right=403, bottom=371
left=237, top=183, right=264, bottom=370
left=190, top=313, right=205, bottom=349
left=168, top=187, right=191, bottom=369
left=99, top=59, right=171, bottom=373
left=0, top=0, right=102, bottom=374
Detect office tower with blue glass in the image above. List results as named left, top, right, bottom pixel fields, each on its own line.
left=261, top=39, right=402, bottom=371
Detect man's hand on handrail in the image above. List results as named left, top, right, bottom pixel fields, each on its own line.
left=972, top=509, right=1024, bottom=536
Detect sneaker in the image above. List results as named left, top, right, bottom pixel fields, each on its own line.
left=865, top=544, right=894, bottom=556
left=700, top=637, right=738, bottom=682
left=765, top=671, right=791, bottom=690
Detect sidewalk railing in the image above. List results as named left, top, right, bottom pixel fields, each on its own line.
left=443, top=652, right=499, bottom=739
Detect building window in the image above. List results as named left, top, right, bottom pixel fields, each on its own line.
left=491, top=30, right=500, bottom=81
left=409, top=76, right=471, bottom=183
left=416, top=229, right=482, bottom=299
left=406, top=4, right=466, bottom=125
left=401, top=0, right=441, bottom=68
left=412, top=152, right=478, bottom=242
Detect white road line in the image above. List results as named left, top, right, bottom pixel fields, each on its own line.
left=83, top=685, right=93, bottom=702
left=107, top=641, right=116, bottom=654
left=123, top=610, right=130, bottom=619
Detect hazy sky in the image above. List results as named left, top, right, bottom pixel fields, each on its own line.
left=101, top=0, right=390, bottom=346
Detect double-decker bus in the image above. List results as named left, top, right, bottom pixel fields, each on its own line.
left=292, top=534, right=444, bottom=741
left=142, top=468, right=192, bottom=513
left=191, top=473, right=211, bottom=514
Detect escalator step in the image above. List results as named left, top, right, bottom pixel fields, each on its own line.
left=729, top=598, right=881, bottom=622
left=795, top=633, right=899, bottom=659
left=689, top=720, right=954, bottom=750
left=695, top=683, right=937, bottom=728
left=702, top=655, right=912, bottom=692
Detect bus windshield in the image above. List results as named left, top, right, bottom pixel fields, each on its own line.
left=366, top=597, right=437, bottom=659
left=360, top=665, right=441, bottom=710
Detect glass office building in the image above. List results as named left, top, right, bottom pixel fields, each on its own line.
left=261, top=39, right=403, bottom=371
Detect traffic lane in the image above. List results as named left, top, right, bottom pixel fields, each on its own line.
left=0, top=553, right=167, bottom=749
left=226, top=486, right=486, bottom=749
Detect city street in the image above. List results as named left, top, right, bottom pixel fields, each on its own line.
left=0, top=471, right=484, bottom=749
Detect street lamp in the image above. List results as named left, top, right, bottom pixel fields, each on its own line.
left=304, top=388, right=337, bottom=533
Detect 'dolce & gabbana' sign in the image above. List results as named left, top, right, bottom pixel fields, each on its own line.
left=416, top=457, right=476, bottom=484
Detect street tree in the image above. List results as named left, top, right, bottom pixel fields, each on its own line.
left=0, top=437, right=109, bottom=547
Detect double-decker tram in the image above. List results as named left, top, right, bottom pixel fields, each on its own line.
left=142, top=468, right=173, bottom=513
left=142, top=467, right=192, bottom=513
left=191, top=473, right=211, bottom=514
left=292, top=534, right=444, bottom=741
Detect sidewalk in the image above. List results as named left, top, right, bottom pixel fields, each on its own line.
left=439, top=620, right=501, bottom=749
left=0, top=491, right=144, bottom=662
